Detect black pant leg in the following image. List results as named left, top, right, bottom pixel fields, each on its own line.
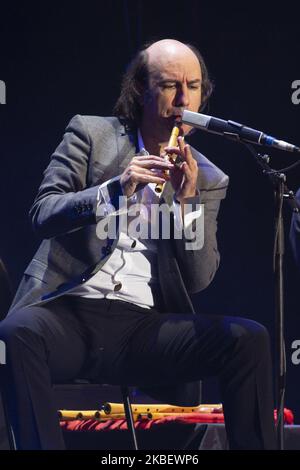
left=0, top=294, right=277, bottom=450
left=0, top=296, right=89, bottom=450
left=78, top=301, right=276, bottom=450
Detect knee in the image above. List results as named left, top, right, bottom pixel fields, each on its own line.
left=0, top=314, right=39, bottom=356
left=229, top=318, right=271, bottom=357
left=0, top=322, right=22, bottom=367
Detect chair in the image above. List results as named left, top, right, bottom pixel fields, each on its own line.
left=0, top=258, right=139, bottom=450
left=0, top=259, right=13, bottom=321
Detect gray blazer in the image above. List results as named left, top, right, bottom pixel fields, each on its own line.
left=8, top=115, right=229, bottom=405
left=9, top=115, right=228, bottom=315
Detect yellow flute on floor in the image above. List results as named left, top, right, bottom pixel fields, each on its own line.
left=58, top=410, right=152, bottom=421
left=101, top=403, right=223, bottom=415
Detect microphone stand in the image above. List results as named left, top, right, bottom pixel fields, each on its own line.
left=238, top=141, right=300, bottom=450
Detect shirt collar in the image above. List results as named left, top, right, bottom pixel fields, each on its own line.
left=137, top=129, right=149, bottom=155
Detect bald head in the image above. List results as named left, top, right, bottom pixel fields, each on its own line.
left=146, top=39, right=201, bottom=78
left=146, top=39, right=198, bottom=65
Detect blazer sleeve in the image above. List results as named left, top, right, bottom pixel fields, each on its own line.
left=172, top=173, right=229, bottom=294
left=29, top=115, right=123, bottom=239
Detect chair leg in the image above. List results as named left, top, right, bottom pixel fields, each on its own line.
left=1, top=396, right=16, bottom=450
left=0, top=370, right=16, bottom=450
left=121, top=386, right=139, bottom=450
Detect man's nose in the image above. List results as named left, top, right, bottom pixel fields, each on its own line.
left=175, top=86, right=190, bottom=107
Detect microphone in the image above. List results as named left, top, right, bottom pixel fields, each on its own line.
left=182, top=110, right=300, bottom=153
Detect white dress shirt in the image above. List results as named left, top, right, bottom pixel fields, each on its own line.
left=66, top=130, right=202, bottom=308
left=66, top=131, right=171, bottom=309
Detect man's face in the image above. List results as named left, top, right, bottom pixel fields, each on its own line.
left=141, top=48, right=202, bottom=140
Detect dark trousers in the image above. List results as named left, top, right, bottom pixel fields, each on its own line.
left=0, top=295, right=276, bottom=450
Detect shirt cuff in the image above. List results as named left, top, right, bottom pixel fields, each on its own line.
left=97, top=175, right=140, bottom=219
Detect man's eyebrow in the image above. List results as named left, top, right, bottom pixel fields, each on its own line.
left=158, top=79, right=202, bottom=84
left=187, top=79, right=202, bottom=84
left=158, top=79, right=177, bottom=84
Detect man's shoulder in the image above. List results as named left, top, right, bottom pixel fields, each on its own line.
left=66, top=114, right=124, bottom=137
left=191, top=147, right=229, bottom=191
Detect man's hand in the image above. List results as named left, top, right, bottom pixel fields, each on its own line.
left=120, top=155, right=173, bottom=198
left=164, top=136, right=199, bottom=203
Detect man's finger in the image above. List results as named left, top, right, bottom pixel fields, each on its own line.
left=133, top=160, right=173, bottom=170
left=183, top=143, right=194, bottom=165
left=178, top=136, right=186, bottom=156
left=133, top=155, right=168, bottom=161
left=129, top=166, right=168, bottom=177
left=164, top=146, right=181, bottom=155
left=182, top=161, right=193, bottom=178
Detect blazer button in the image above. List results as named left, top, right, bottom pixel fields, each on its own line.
left=101, top=246, right=112, bottom=256
left=114, top=282, right=122, bottom=291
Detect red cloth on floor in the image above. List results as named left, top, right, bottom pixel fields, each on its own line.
left=60, top=408, right=294, bottom=432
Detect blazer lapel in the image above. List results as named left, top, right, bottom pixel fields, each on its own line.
left=160, top=180, right=174, bottom=207
left=117, top=126, right=137, bottom=172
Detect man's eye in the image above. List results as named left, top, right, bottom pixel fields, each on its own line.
left=162, top=84, right=176, bottom=89
left=189, top=85, right=201, bottom=90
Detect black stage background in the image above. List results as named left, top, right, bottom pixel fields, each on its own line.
left=1, top=2, right=300, bottom=422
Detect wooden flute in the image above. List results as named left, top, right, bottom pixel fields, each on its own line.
left=154, top=124, right=180, bottom=193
